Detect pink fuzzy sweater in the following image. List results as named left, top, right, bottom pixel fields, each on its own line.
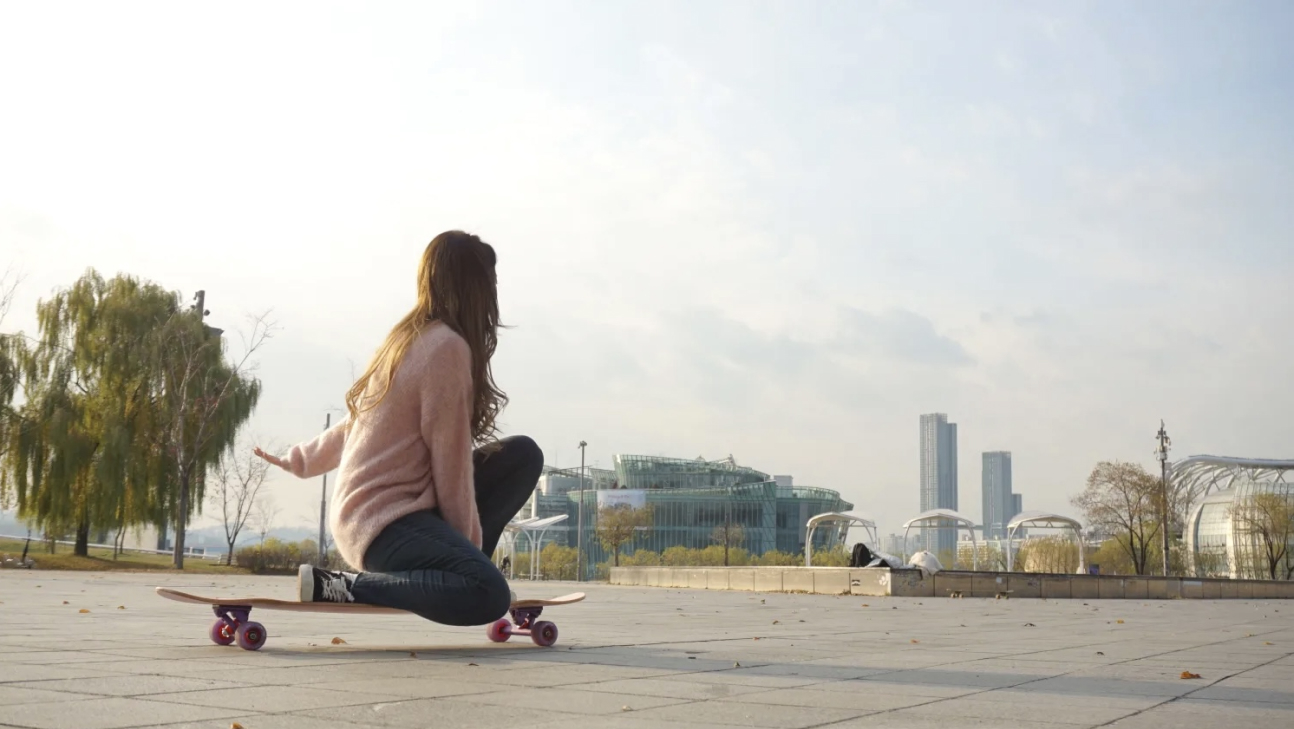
left=281, top=322, right=481, bottom=571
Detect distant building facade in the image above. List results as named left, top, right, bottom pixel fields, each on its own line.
left=519, top=454, right=854, bottom=562
left=981, top=451, right=1021, bottom=539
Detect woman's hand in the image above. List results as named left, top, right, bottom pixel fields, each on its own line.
left=253, top=446, right=288, bottom=471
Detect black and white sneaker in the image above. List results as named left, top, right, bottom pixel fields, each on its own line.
left=298, top=564, right=357, bottom=603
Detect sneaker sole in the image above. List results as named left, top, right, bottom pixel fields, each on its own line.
left=298, top=564, right=314, bottom=602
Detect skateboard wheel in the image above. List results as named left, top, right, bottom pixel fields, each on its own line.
left=209, top=619, right=235, bottom=646
left=236, top=621, right=267, bottom=651
left=486, top=618, right=512, bottom=643
left=531, top=620, right=558, bottom=647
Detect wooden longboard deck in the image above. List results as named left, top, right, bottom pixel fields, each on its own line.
left=155, top=587, right=584, bottom=614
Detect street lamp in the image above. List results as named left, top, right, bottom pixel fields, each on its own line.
left=576, top=441, right=587, bottom=582
left=1155, top=420, right=1172, bottom=577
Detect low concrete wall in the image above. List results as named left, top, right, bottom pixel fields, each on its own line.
left=608, top=566, right=1294, bottom=599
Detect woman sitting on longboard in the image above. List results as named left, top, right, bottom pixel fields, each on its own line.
left=254, top=231, right=541, bottom=626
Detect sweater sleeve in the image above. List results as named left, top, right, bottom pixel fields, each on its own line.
left=284, top=419, right=349, bottom=479
left=420, top=337, right=482, bottom=549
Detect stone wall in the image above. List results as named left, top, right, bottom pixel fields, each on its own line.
left=607, top=566, right=1294, bottom=599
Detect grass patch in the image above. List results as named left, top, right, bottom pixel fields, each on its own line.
left=0, top=537, right=249, bottom=574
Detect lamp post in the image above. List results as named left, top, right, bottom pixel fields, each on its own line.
left=318, top=412, right=331, bottom=565
left=576, top=441, right=587, bottom=581
left=1155, top=420, right=1172, bottom=577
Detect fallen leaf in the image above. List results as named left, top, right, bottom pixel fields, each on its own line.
left=1265, top=642, right=1274, bottom=646
left=330, top=637, right=347, bottom=645
left=1180, top=671, right=1202, bottom=680
left=621, top=706, right=631, bottom=712
left=772, top=620, right=779, bottom=625
left=1024, top=623, right=1036, bottom=627
left=861, top=604, right=869, bottom=607
left=467, top=662, right=478, bottom=667
left=910, top=639, right=919, bottom=644
left=62, top=601, right=68, bottom=605
left=1117, top=620, right=1125, bottom=624
left=409, top=652, right=418, bottom=658
left=78, top=609, right=90, bottom=614
left=232, top=723, right=245, bottom=729
left=117, top=606, right=125, bottom=610
left=1097, top=652, right=1105, bottom=656
left=733, top=661, right=741, bottom=667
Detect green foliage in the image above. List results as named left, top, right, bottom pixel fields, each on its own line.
left=752, top=549, right=800, bottom=566
left=595, top=504, right=654, bottom=566
left=0, top=269, right=265, bottom=565
left=235, top=537, right=319, bottom=574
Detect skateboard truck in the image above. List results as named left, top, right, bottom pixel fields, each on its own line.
left=487, top=605, right=559, bottom=647
left=209, top=604, right=267, bottom=651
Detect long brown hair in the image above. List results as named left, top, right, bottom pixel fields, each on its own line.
left=345, top=231, right=508, bottom=445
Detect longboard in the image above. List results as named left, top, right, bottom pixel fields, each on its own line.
left=155, top=587, right=584, bottom=651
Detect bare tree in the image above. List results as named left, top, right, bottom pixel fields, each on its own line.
left=154, top=311, right=276, bottom=569
left=252, top=494, right=279, bottom=548
left=209, top=435, right=275, bottom=565
left=711, top=520, right=745, bottom=567
left=1071, top=461, right=1162, bottom=575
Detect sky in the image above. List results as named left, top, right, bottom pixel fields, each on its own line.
left=2, top=1, right=1291, bottom=539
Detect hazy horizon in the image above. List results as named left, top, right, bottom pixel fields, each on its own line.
left=3, top=1, right=1292, bottom=539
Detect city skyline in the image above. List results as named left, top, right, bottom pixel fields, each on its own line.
left=3, top=3, right=1290, bottom=537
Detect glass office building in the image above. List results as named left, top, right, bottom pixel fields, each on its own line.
left=520, top=454, right=854, bottom=559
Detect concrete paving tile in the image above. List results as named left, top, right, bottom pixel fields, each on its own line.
left=128, top=719, right=389, bottom=729
left=9, top=675, right=250, bottom=697
left=293, top=697, right=554, bottom=728
left=625, top=699, right=866, bottom=728
left=456, top=686, right=690, bottom=714
left=152, top=684, right=407, bottom=713
left=0, top=696, right=251, bottom=729
left=896, top=695, right=1144, bottom=724
left=528, top=716, right=744, bottom=729
left=1105, top=698, right=1294, bottom=729
left=0, top=685, right=97, bottom=706
left=830, top=713, right=1092, bottom=728
left=716, top=687, right=936, bottom=712
left=809, top=678, right=985, bottom=699
left=575, top=677, right=765, bottom=700
left=308, top=677, right=497, bottom=699
left=0, top=663, right=133, bottom=683
left=1188, top=685, right=1294, bottom=705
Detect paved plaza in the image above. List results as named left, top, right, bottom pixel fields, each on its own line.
left=0, top=571, right=1291, bottom=728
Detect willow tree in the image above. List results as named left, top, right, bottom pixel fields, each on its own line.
left=1, top=271, right=176, bottom=554
left=0, top=269, right=269, bottom=566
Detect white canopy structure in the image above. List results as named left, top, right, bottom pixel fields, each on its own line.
left=804, top=512, right=878, bottom=567
left=901, top=509, right=979, bottom=569
left=1006, top=510, right=1086, bottom=573
left=500, top=515, right=568, bottom=580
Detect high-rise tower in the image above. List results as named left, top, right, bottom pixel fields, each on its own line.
left=919, top=413, right=958, bottom=554
left=982, top=451, right=1014, bottom=539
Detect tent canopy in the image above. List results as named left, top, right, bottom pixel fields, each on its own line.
left=1007, top=510, right=1082, bottom=532
left=900, top=508, right=975, bottom=530
left=804, top=511, right=879, bottom=567
left=1005, top=510, right=1086, bottom=573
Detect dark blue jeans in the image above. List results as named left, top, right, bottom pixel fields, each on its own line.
left=351, top=435, right=543, bottom=626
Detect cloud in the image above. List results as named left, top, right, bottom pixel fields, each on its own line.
left=835, top=307, right=975, bottom=367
